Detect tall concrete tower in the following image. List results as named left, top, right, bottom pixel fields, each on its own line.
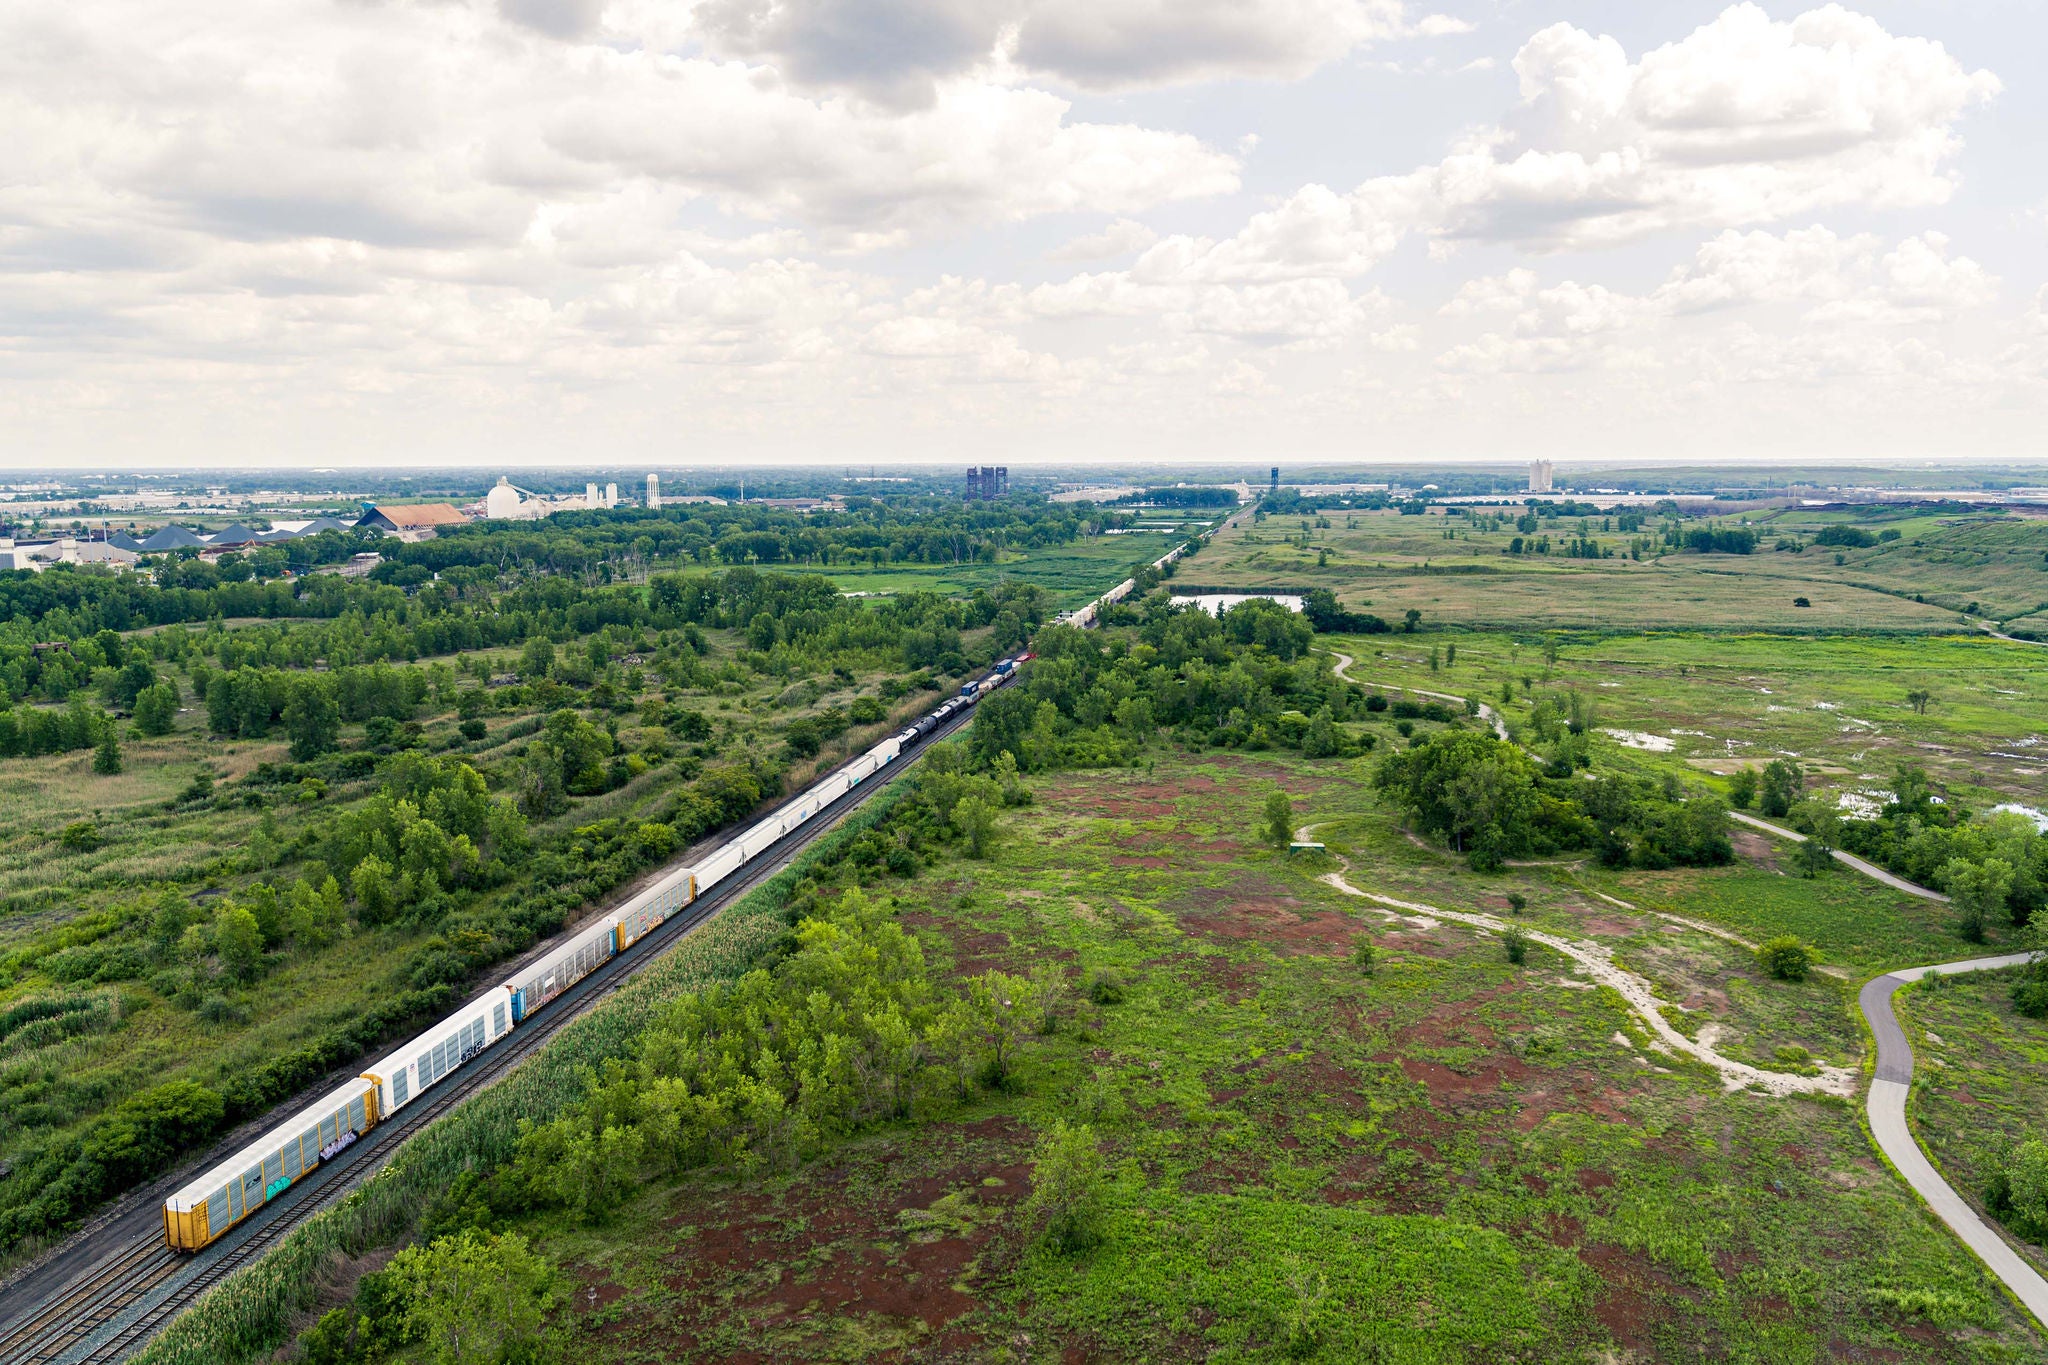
left=586, top=482, right=601, bottom=508
left=646, top=473, right=660, bottom=510
left=605, top=482, right=618, bottom=508
left=1528, top=460, right=1554, bottom=494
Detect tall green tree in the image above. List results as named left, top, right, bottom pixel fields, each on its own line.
left=92, top=724, right=123, bottom=775
left=1942, top=857, right=2014, bottom=944
left=386, top=1229, right=563, bottom=1365
left=214, top=904, right=264, bottom=981
left=952, top=794, right=1001, bottom=859
left=1374, top=730, right=1539, bottom=870
left=1263, top=791, right=1295, bottom=848
left=284, top=677, right=341, bottom=761
left=1758, top=757, right=1804, bottom=818
left=132, top=683, right=179, bottom=737
left=1789, top=797, right=1841, bottom=878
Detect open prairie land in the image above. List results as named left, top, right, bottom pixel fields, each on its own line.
left=518, top=754, right=2040, bottom=1363
left=1326, top=630, right=2048, bottom=820
left=1184, top=506, right=2048, bottom=632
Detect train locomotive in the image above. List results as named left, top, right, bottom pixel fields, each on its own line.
left=162, top=653, right=1033, bottom=1252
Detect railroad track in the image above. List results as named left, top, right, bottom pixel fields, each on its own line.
left=0, top=706, right=974, bottom=1365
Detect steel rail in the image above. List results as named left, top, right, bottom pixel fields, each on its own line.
left=0, top=704, right=976, bottom=1365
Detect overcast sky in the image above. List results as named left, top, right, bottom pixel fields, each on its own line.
left=3, top=1, right=2040, bottom=467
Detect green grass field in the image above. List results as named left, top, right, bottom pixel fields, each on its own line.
left=453, top=752, right=2041, bottom=1362
left=827, top=533, right=1192, bottom=607
left=1319, top=627, right=2048, bottom=830
left=1186, top=506, right=2048, bottom=632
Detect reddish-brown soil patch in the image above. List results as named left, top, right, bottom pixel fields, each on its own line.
left=1733, top=828, right=1782, bottom=870
left=1170, top=877, right=1359, bottom=954
left=1181, top=951, right=1262, bottom=1003
left=1580, top=1241, right=1702, bottom=1354
left=585, top=1117, right=1036, bottom=1357
left=1573, top=913, right=1649, bottom=937
left=1398, top=1054, right=1535, bottom=1097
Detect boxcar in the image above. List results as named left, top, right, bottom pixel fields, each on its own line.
left=164, top=1077, right=378, bottom=1252
left=617, top=867, right=696, bottom=951
left=363, top=986, right=517, bottom=1115
left=499, top=912, right=617, bottom=1027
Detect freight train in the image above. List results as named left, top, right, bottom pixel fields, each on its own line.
left=162, top=653, right=1033, bottom=1252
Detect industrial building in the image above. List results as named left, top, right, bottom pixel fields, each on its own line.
left=965, top=466, right=1008, bottom=501
left=353, top=503, right=468, bottom=540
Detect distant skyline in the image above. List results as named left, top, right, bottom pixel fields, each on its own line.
left=3, top=2, right=2041, bottom=465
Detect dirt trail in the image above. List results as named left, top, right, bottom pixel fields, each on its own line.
left=1325, top=650, right=1511, bottom=742
left=1318, top=868, right=1856, bottom=1098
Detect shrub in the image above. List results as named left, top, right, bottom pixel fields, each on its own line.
left=58, top=820, right=101, bottom=852
left=1025, top=1120, right=1108, bottom=1254
left=1984, top=1138, right=2048, bottom=1244
left=1262, top=791, right=1294, bottom=849
left=1085, top=968, right=1126, bottom=1005
left=386, top=1229, right=564, bottom=1364
left=458, top=719, right=486, bottom=742
left=1505, top=893, right=1526, bottom=915
left=1502, top=928, right=1527, bottom=965
left=1756, top=936, right=1813, bottom=981
left=198, top=994, right=250, bottom=1026
left=1350, top=938, right=1377, bottom=975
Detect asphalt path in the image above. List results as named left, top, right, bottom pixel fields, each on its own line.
left=1310, top=669, right=2041, bottom=1326
left=1729, top=810, right=1950, bottom=901
left=1716, top=813, right=2042, bottom=1325
left=1860, top=958, right=2048, bottom=1326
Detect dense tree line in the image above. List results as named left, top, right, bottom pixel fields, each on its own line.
left=1680, top=527, right=1759, bottom=555
left=968, top=596, right=1368, bottom=770
left=1301, top=588, right=1391, bottom=635
left=386, top=498, right=1118, bottom=579
left=1374, top=729, right=1732, bottom=872
left=0, top=499, right=1092, bottom=700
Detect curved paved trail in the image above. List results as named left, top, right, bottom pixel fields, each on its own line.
left=1730, top=811, right=1950, bottom=901
left=1314, top=645, right=2045, bottom=1323
left=1861, top=956, right=2048, bottom=1325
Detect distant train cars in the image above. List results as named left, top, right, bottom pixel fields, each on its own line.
left=161, top=654, right=1034, bottom=1252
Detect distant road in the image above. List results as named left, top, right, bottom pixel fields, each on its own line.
left=1860, top=958, right=2048, bottom=1327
